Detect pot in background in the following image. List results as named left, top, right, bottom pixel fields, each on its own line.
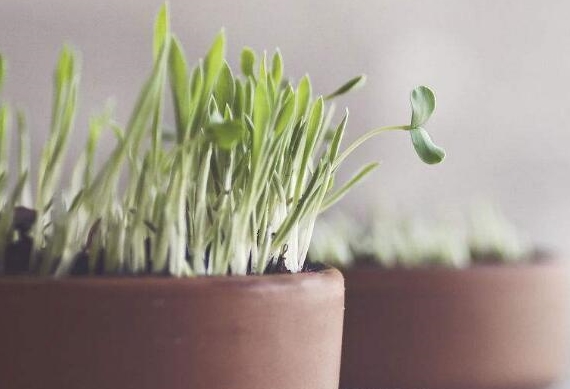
left=340, top=260, right=570, bottom=389
left=0, top=268, right=344, bottom=389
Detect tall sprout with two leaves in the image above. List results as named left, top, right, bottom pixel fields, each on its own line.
left=0, top=5, right=444, bottom=276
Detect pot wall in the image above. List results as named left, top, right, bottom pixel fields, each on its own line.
left=0, top=268, right=344, bottom=389
left=340, top=261, right=570, bottom=389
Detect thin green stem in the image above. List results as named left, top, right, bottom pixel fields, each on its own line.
left=334, top=124, right=410, bottom=169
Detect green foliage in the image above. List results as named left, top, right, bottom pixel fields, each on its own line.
left=325, top=75, right=366, bottom=100
left=0, top=4, right=445, bottom=277
left=240, top=47, right=256, bottom=78
left=309, top=206, right=530, bottom=268
left=153, top=3, right=170, bottom=60
left=205, top=119, right=245, bottom=150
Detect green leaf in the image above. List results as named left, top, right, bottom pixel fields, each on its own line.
left=258, top=53, right=268, bottom=83
left=410, top=85, right=436, bottom=128
left=328, top=110, right=348, bottom=163
left=206, top=120, right=246, bottom=150
left=410, top=127, right=445, bottom=164
left=306, top=96, right=324, bottom=144
left=89, top=37, right=168, bottom=199
left=233, top=79, right=244, bottom=117
left=11, top=170, right=29, bottom=209
left=295, top=97, right=324, bottom=200
left=320, top=162, right=378, bottom=212
left=153, top=3, right=170, bottom=60
left=169, top=36, right=190, bottom=141
left=55, top=45, right=75, bottom=92
left=296, top=75, right=312, bottom=119
left=274, top=93, right=296, bottom=136
left=189, top=64, right=203, bottom=99
left=0, top=54, right=5, bottom=93
left=81, top=114, right=103, bottom=187
left=240, top=47, right=256, bottom=78
left=203, top=30, right=226, bottom=93
left=271, top=50, right=283, bottom=86
left=16, top=112, right=31, bottom=207
left=243, top=79, right=254, bottom=116
left=214, top=61, right=235, bottom=112
left=252, top=79, right=269, bottom=163
left=37, top=45, right=78, bottom=211
left=325, top=75, right=366, bottom=100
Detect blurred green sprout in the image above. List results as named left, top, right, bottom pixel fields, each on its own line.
left=309, top=205, right=531, bottom=268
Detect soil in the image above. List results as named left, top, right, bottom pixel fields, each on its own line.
left=4, top=237, right=32, bottom=275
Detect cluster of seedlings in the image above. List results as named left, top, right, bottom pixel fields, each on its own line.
left=309, top=204, right=531, bottom=268
left=0, top=5, right=443, bottom=277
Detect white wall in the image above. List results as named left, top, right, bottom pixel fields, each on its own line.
left=1, top=0, right=569, bottom=255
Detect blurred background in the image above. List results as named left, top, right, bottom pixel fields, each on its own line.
left=0, top=0, right=568, bottom=385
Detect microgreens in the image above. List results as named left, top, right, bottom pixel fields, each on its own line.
left=309, top=206, right=530, bottom=269
left=0, top=4, right=444, bottom=277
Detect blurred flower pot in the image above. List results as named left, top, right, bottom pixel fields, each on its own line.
left=0, top=268, right=344, bottom=389
left=340, top=259, right=570, bottom=389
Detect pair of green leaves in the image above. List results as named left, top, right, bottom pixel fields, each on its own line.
left=409, top=86, right=445, bottom=164
left=321, top=79, right=445, bottom=165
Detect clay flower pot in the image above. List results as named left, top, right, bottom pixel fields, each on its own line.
left=0, top=268, right=344, bottom=389
left=340, top=260, right=570, bottom=389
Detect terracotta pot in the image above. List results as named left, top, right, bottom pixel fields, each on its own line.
left=340, top=260, right=570, bottom=389
left=0, top=268, right=344, bottom=389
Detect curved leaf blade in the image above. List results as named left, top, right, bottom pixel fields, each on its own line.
left=271, top=49, right=283, bottom=86
left=203, top=30, right=226, bottom=93
left=240, top=47, right=256, bottom=78
left=153, top=3, right=170, bottom=60
left=214, top=61, right=235, bottom=111
left=320, top=162, right=379, bottom=212
left=325, top=74, right=366, bottom=100
left=274, top=93, right=296, bottom=136
left=410, top=127, right=445, bottom=164
left=168, top=36, right=190, bottom=140
left=296, top=75, right=312, bottom=119
left=252, top=79, right=269, bottom=163
left=410, top=85, right=436, bottom=128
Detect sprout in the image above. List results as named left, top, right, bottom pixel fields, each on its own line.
left=0, top=4, right=444, bottom=277
left=310, top=206, right=530, bottom=268
left=467, top=203, right=530, bottom=262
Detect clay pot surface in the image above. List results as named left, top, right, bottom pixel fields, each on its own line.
left=340, top=260, right=570, bottom=389
left=0, top=268, right=344, bottom=389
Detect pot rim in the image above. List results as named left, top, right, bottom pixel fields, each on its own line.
left=345, top=256, right=568, bottom=275
left=0, top=266, right=342, bottom=290
left=342, top=258, right=569, bottom=294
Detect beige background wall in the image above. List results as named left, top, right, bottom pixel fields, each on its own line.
left=1, top=0, right=569, bottom=386
left=1, top=0, right=568, bottom=253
